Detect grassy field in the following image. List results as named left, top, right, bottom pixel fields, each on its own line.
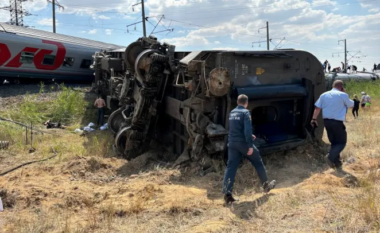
left=0, top=81, right=379, bottom=233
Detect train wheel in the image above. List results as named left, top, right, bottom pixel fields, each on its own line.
left=115, top=126, right=129, bottom=156
left=108, top=108, right=125, bottom=134
left=114, top=126, right=142, bottom=160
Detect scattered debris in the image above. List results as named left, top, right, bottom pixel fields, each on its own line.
left=44, top=120, right=65, bottom=129
left=0, top=141, right=9, bottom=150
left=346, top=157, right=356, bottom=164
left=100, top=123, right=108, bottom=131
left=0, top=189, right=16, bottom=208
left=75, top=122, right=96, bottom=133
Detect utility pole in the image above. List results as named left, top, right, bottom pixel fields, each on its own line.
left=52, top=0, right=55, bottom=33
left=141, top=0, right=146, bottom=37
left=0, top=0, right=31, bottom=27
left=132, top=1, right=147, bottom=37
left=266, top=21, right=269, bottom=51
left=253, top=22, right=270, bottom=50
left=47, top=0, right=64, bottom=33
left=333, top=39, right=361, bottom=73
left=338, top=39, right=347, bottom=73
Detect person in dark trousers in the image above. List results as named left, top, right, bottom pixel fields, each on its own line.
left=94, top=95, right=106, bottom=126
left=328, top=63, right=331, bottom=73
left=311, top=80, right=354, bottom=171
left=222, top=94, right=276, bottom=204
left=352, top=95, right=360, bottom=119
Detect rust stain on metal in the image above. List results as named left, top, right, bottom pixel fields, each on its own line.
left=208, top=67, right=231, bottom=97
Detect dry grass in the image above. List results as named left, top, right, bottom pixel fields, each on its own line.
left=0, top=86, right=380, bottom=233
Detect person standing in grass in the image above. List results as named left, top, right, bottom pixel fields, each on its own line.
left=361, top=92, right=371, bottom=110
left=352, top=95, right=360, bottom=119
left=311, top=80, right=354, bottom=171
left=94, top=95, right=106, bottom=126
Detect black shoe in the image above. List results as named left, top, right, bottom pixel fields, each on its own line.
left=263, top=180, right=276, bottom=193
left=224, top=194, right=238, bottom=204
left=325, top=154, right=335, bottom=169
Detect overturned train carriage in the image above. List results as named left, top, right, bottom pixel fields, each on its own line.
left=92, top=36, right=325, bottom=161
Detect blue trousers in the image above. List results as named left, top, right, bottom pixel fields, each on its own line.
left=97, top=108, right=104, bottom=126
left=324, top=119, right=346, bottom=168
left=222, top=141, right=268, bottom=195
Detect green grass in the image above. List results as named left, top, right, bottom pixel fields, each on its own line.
left=345, top=80, right=380, bottom=98
left=3, top=84, right=87, bottom=126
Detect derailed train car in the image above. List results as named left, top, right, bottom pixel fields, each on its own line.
left=325, top=72, right=379, bottom=89
left=92, top=36, right=325, bottom=161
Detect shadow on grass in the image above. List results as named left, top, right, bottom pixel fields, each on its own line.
left=230, top=193, right=275, bottom=220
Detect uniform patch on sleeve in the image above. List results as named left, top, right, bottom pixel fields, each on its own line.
left=249, top=115, right=252, bottom=121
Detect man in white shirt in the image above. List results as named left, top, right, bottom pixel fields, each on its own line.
left=311, top=80, right=354, bottom=170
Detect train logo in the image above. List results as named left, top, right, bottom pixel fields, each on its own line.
left=0, top=40, right=66, bottom=71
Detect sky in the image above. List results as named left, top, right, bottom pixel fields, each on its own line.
left=1, top=0, right=379, bottom=71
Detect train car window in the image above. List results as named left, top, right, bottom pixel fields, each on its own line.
left=20, top=52, right=35, bottom=64
left=80, top=59, right=91, bottom=69
left=42, top=55, right=56, bottom=66
left=63, top=57, right=75, bottom=67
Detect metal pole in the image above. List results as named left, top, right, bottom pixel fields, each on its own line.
left=266, top=21, right=269, bottom=50
left=15, top=0, right=18, bottom=26
left=141, top=0, right=146, bottom=37
left=52, top=0, right=56, bottom=33
left=30, top=122, right=33, bottom=147
left=344, top=39, right=347, bottom=73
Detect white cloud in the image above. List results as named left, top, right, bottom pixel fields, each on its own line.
left=105, top=29, right=113, bottom=35
left=312, top=0, right=337, bottom=8
left=359, top=0, right=380, bottom=9
left=214, top=41, right=221, bottom=44
left=178, top=30, right=186, bottom=34
left=97, top=15, right=111, bottom=20
left=369, top=8, right=380, bottom=13
left=80, top=30, right=86, bottom=33
left=37, top=18, right=59, bottom=26
left=212, top=47, right=239, bottom=50
left=88, top=29, right=97, bottom=34
left=162, top=34, right=209, bottom=48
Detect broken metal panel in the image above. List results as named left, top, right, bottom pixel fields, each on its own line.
left=179, top=51, right=203, bottom=65
left=101, top=58, right=124, bottom=72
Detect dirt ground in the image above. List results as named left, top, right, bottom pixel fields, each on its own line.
left=0, top=87, right=379, bottom=233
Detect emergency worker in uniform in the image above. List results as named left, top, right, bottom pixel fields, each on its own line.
left=222, top=94, right=276, bottom=204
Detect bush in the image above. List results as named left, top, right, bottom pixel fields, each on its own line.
left=3, top=84, right=86, bottom=125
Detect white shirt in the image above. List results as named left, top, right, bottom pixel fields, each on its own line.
left=361, top=95, right=371, bottom=103
left=315, top=88, right=354, bottom=121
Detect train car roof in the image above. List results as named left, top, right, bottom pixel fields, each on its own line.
left=0, top=22, right=124, bottom=50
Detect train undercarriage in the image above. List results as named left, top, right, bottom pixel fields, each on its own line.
left=92, top=36, right=325, bottom=163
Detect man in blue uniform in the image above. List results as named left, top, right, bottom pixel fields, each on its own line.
left=311, top=80, right=354, bottom=170
left=222, top=94, right=276, bottom=204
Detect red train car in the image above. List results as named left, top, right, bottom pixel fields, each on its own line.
left=0, top=23, right=123, bottom=84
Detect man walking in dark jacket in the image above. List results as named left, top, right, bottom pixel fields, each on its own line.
left=222, top=94, right=276, bottom=204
